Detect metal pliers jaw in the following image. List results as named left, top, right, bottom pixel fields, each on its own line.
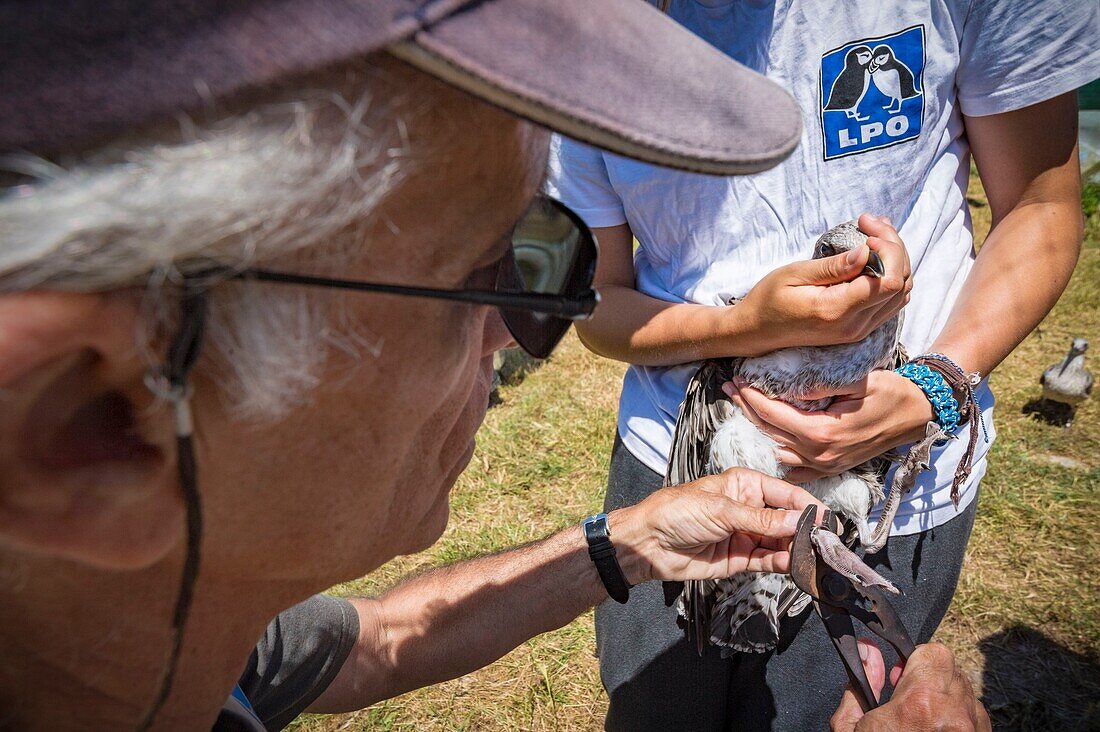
left=790, top=505, right=917, bottom=712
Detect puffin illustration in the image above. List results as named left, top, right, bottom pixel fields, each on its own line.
left=824, top=45, right=873, bottom=120
left=868, top=44, right=920, bottom=113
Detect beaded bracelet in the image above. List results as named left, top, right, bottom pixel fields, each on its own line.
left=895, top=362, right=961, bottom=436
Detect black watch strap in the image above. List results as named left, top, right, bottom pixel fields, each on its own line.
left=583, top=514, right=631, bottom=604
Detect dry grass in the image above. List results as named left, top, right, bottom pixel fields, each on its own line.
left=293, top=176, right=1098, bottom=731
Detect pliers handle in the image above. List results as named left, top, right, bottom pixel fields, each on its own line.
left=790, top=505, right=916, bottom=711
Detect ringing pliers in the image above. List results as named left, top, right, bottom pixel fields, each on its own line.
left=789, top=504, right=916, bottom=711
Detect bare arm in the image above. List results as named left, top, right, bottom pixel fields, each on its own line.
left=576, top=217, right=911, bottom=366
left=306, top=470, right=822, bottom=711
left=932, top=91, right=1083, bottom=376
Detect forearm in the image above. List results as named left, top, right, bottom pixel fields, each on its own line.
left=577, top=221, right=909, bottom=367
left=934, top=96, right=1085, bottom=379
left=312, top=510, right=646, bottom=711
left=310, top=470, right=817, bottom=713
left=576, top=284, right=764, bottom=366
left=929, top=198, right=1082, bottom=378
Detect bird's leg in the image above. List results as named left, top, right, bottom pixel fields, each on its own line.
left=863, top=422, right=944, bottom=553
left=811, top=527, right=899, bottom=594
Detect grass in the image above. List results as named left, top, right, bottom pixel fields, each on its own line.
left=294, top=175, right=1098, bottom=731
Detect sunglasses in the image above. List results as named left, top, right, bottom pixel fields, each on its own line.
left=195, top=196, right=599, bottom=359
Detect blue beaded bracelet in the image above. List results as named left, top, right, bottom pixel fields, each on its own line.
left=895, top=362, right=961, bottom=436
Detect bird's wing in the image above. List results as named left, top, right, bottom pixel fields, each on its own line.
left=708, top=572, right=792, bottom=655
left=665, top=359, right=740, bottom=486
left=666, top=359, right=740, bottom=653
left=1085, top=370, right=1094, bottom=396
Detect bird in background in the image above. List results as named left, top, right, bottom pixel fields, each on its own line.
left=666, top=221, right=907, bottom=656
left=1040, top=337, right=1092, bottom=426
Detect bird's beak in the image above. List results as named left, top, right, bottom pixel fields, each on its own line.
left=863, top=251, right=886, bottom=278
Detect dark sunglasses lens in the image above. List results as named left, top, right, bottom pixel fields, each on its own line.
left=498, top=198, right=597, bottom=358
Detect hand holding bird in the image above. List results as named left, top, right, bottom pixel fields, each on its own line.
left=732, top=214, right=911, bottom=356
left=726, top=368, right=933, bottom=483
left=666, top=214, right=920, bottom=655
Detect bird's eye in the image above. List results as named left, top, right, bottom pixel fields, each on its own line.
left=820, top=244, right=836, bottom=256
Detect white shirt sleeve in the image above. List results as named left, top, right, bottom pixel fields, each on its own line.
left=544, top=135, right=628, bottom=229
left=956, top=0, right=1100, bottom=117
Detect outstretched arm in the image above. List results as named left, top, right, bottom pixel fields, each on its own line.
left=306, top=470, right=821, bottom=712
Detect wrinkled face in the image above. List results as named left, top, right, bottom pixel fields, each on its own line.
left=0, top=58, right=549, bottom=596
left=192, top=65, right=551, bottom=586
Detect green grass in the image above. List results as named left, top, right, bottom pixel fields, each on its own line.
left=296, top=176, right=1098, bottom=731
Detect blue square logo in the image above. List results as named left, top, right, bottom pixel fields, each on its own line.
left=819, top=25, right=925, bottom=161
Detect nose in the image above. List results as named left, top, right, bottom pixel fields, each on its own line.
left=482, top=309, right=515, bottom=357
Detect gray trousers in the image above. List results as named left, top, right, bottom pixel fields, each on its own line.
left=597, top=435, right=977, bottom=731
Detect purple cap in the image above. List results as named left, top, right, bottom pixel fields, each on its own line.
left=0, top=0, right=802, bottom=175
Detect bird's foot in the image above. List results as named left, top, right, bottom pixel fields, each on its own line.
left=811, top=527, right=899, bottom=594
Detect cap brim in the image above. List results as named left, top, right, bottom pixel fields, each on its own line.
left=390, top=0, right=801, bottom=176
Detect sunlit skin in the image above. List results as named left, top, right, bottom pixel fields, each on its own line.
left=0, top=58, right=547, bottom=728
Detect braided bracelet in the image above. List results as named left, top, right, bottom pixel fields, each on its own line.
left=895, top=362, right=961, bottom=436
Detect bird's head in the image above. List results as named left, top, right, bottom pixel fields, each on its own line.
left=868, top=46, right=894, bottom=73
left=1070, top=338, right=1089, bottom=357
left=847, top=45, right=873, bottom=68
left=813, top=220, right=884, bottom=278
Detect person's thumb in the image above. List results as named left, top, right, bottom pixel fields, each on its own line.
left=787, top=244, right=870, bottom=286
left=830, top=639, right=887, bottom=731
left=714, top=497, right=802, bottom=538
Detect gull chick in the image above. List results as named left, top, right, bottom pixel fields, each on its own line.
left=667, top=221, right=907, bottom=655
left=1040, top=337, right=1092, bottom=426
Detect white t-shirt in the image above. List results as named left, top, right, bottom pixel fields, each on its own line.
left=546, top=0, right=1099, bottom=535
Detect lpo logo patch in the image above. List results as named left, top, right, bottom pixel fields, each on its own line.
left=819, top=26, right=925, bottom=161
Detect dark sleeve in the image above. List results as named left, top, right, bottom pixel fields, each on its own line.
left=236, top=594, right=360, bottom=731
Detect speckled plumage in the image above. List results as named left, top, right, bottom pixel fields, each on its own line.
left=667, top=221, right=907, bottom=655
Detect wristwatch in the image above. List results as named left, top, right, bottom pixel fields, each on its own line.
left=582, top=513, right=631, bottom=604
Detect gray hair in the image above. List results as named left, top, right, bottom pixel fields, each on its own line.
left=0, top=62, right=409, bottom=418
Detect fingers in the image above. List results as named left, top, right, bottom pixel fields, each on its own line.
left=743, top=470, right=824, bottom=513
left=890, top=660, right=905, bottom=688
left=741, top=547, right=791, bottom=573
left=783, top=466, right=828, bottom=483
left=696, top=460, right=824, bottom=515
left=831, top=639, right=887, bottom=732
left=858, top=213, right=912, bottom=292
left=725, top=379, right=832, bottom=439
left=886, top=643, right=991, bottom=732
left=790, top=376, right=871, bottom=403
left=786, top=246, right=872, bottom=287
left=712, top=494, right=804, bottom=537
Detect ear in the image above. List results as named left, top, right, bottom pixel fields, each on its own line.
left=0, top=291, right=184, bottom=569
